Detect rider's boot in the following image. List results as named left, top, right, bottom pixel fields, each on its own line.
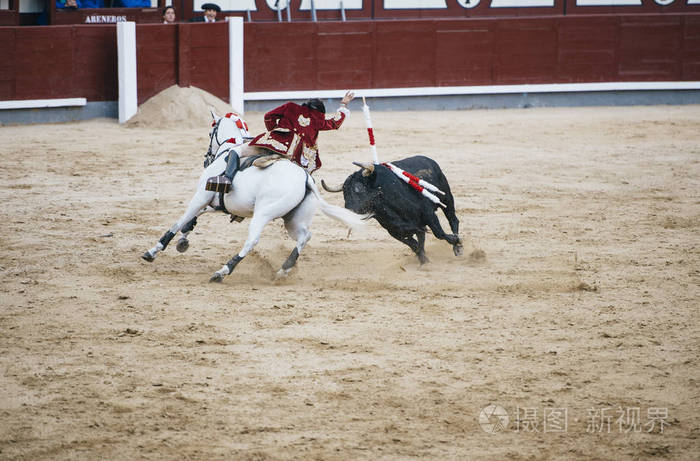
left=206, top=151, right=239, bottom=193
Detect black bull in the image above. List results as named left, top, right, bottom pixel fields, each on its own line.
left=322, top=155, right=462, bottom=264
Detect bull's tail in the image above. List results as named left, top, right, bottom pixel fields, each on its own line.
left=306, top=175, right=368, bottom=230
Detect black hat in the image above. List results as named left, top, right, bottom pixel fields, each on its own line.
left=303, top=98, right=326, bottom=114
left=201, top=3, right=221, bottom=11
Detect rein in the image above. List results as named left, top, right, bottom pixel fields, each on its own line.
left=204, top=122, right=221, bottom=167
left=204, top=114, right=252, bottom=168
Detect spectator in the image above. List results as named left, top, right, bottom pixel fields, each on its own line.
left=113, top=1, right=152, bottom=6
left=162, top=5, right=176, bottom=23
left=189, top=3, right=220, bottom=22
left=56, top=0, right=79, bottom=7
left=53, top=1, right=108, bottom=13
left=39, top=0, right=103, bottom=24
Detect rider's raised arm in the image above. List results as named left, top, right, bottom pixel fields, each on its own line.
left=319, top=90, right=354, bottom=131
left=319, top=106, right=349, bottom=131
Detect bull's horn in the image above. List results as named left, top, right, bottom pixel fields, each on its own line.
left=352, top=161, right=375, bottom=177
left=321, top=179, right=343, bottom=193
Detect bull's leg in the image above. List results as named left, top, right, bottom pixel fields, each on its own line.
left=439, top=193, right=463, bottom=256
left=441, top=195, right=460, bottom=236
left=425, top=213, right=463, bottom=256
left=209, top=212, right=273, bottom=283
left=387, top=228, right=429, bottom=265
left=142, top=190, right=215, bottom=262
left=415, top=231, right=429, bottom=265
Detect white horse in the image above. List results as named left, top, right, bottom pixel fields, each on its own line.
left=142, top=110, right=366, bottom=282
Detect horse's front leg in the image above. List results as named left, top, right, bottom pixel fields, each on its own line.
left=175, top=206, right=216, bottom=253
left=142, top=189, right=215, bottom=262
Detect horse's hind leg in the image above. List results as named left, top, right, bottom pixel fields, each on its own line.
left=142, top=190, right=215, bottom=262
left=277, top=194, right=316, bottom=278
left=209, top=212, right=274, bottom=283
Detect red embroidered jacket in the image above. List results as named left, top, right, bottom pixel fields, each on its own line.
left=249, top=102, right=348, bottom=173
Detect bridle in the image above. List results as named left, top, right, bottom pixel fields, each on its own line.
left=204, top=119, right=224, bottom=167
left=203, top=113, right=252, bottom=168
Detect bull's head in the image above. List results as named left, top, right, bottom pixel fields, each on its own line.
left=322, top=162, right=380, bottom=215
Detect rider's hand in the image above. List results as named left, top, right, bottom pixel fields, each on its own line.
left=341, top=91, right=355, bottom=106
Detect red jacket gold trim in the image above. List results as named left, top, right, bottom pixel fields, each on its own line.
left=249, top=102, right=347, bottom=173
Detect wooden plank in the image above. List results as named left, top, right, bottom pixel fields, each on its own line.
left=618, top=15, right=682, bottom=80
left=190, top=23, right=230, bottom=100
left=374, top=21, right=436, bottom=88
left=493, top=19, right=559, bottom=84
left=73, top=26, right=118, bottom=101
left=435, top=21, right=497, bottom=86
left=0, top=28, right=15, bottom=100
left=682, top=15, right=700, bottom=79
left=244, top=23, right=316, bottom=92
left=316, top=24, right=374, bottom=90
left=136, top=25, right=177, bottom=103
left=14, top=27, right=74, bottom=100
left=177, top=22, right=191, bottom=88
left=557, top=16, right=617, bottom=82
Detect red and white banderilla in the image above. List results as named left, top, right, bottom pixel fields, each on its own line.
left=361, top=97, right=446, bottom=208
left=362, top=97, right=380, bottom=164
left=382, top=162, right=447, bottom=208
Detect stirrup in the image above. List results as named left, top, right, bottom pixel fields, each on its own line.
left=206, top=175, right=231, bottom=193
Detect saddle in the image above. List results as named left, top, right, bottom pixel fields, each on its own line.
left=206, top=151, right=289, bottom=220
left=245, top=152, right=286, bottom=170
left=206, top=152, right=286, bottom=194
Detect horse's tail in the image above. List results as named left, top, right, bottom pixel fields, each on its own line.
left=305, top=174, right=367, bottom=230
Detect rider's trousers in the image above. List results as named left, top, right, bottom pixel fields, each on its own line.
left=224, top=151, right=240, bottom=181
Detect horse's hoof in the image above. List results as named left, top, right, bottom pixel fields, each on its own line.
left=453, top=244, right=464, bottom=257
left=209, top=273, right=224, bottom=283
left=176, top=238, right=189, bottom=253
left=274, top=268, right=289, bottom=280
left=141, top=251, right=155, bottom=262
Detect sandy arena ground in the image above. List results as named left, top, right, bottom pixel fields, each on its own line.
left=1, top=101, right=699, bottom=460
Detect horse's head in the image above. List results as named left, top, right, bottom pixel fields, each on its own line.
left=204, top=108, right=251, bottom=167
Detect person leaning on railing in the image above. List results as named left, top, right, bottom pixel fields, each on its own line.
left=112, top=0, right=152, bottom=6
left=55, top=0, right=106, bottom=8
left=38, top=0, right=103, bottom=24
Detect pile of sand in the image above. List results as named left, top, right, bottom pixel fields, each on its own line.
left=126, top=85, right=234, bottom=129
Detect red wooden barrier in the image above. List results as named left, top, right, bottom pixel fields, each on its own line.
left=242, top=15, right=700, bottom=92
left=0, top=25, right=118, bottom=102
left=1, top=15, right=699, bottom=105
